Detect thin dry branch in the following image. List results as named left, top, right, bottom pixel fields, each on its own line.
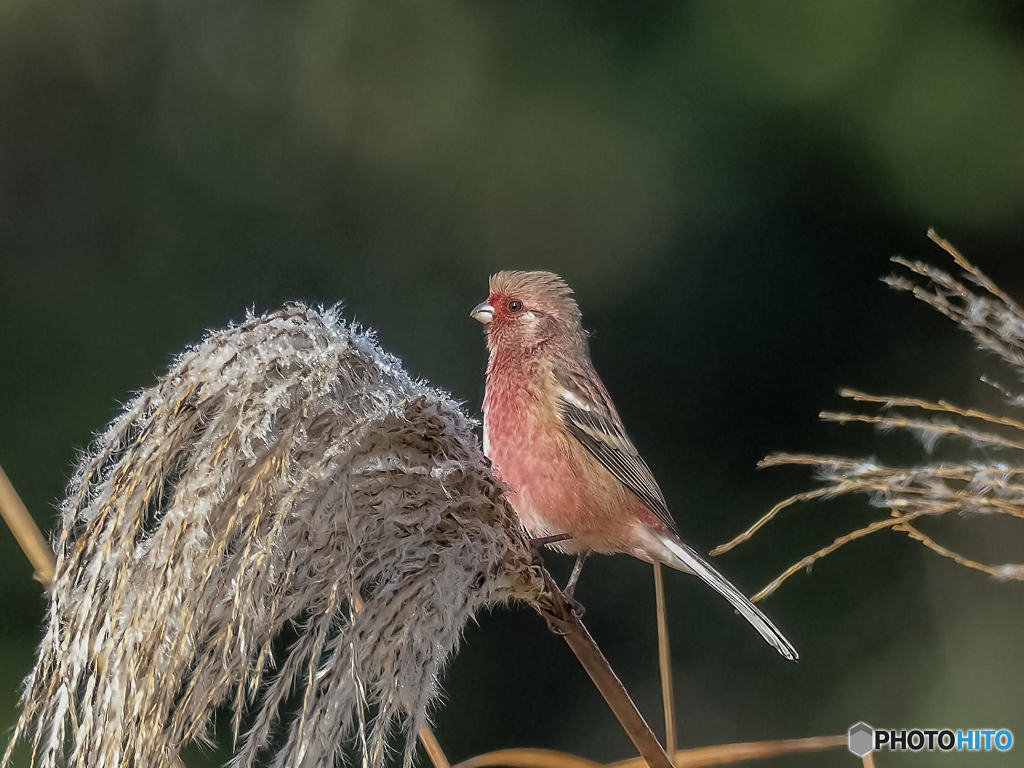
left=751, top=508, right=937, bottom=602
left=897, top=520, right=1024, bottom=581
left=418, top=724, right=453, bottom=768
left=453, top=750, right=602, bottom=768
left=711, top=485, right=856, bottom=556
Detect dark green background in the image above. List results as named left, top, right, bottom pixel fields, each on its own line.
left=2, top=1, right=1024, bottom=766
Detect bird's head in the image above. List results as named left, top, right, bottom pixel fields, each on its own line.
left=471, top=270, right=583, bottom=353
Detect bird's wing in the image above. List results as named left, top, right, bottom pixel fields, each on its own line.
left=554, top=369, right=680, bottom=537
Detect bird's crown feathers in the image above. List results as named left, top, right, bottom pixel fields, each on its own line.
left=488, top=271, right=580, bottom=320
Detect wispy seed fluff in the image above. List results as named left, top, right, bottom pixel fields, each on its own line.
left=6, top=305, right=540, bottom=768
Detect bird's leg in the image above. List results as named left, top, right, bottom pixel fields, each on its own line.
left=563, top=552, right=588, bottom=600
left=527, top=533, right=586, bottom=623
left=557, top=552, right=589, bottom=622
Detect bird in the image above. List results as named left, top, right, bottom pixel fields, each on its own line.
left=471, top=270, right=797, bottom=660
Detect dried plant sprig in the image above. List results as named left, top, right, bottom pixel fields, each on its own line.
left=4, top=305, right=543, bottom=768
left=717, top=233, right=1024, bottom=598
left=818, top=411, right=1024, bottom=453
left=885, top=230, right=1024, bottom=373
left=924, top=228, right=1024, bottom=317
left=839, top=388, right=1024, bottom=432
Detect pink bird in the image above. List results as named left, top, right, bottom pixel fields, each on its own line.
left=472, top=271, right=797, bottom=660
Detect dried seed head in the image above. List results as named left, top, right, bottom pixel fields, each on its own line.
left=719, top=235, right=1024, bottom=598
left=6, top=305, right=539, bottom=768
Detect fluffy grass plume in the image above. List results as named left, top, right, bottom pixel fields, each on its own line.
left=716, top=231, right=1024, bottom=599
left=5, top=305, right=539, bottom=768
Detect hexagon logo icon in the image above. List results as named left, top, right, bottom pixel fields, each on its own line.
left=848, top=722, right=874, bottom=757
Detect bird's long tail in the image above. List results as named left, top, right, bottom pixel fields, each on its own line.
left=659, top=536, right=799, bottom=661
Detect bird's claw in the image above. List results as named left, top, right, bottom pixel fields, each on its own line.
left=542, top=593, right=585, bottom=634
left=564, top=593, right=585, bottom=622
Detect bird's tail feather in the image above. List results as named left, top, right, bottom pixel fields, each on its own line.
left=659, top=537, right=799, bottom=661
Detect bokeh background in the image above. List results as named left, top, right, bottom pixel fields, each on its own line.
left=3, top=1, right=1024, bottom=766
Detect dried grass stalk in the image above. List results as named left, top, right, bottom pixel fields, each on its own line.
left=652, top=564, right=676, bottom=756
left=716, top=231, right=1024, bottom=600
left=452, top=734, right=847, bottom=768
left=0, top=464, right=55, bottom=584
left=4, top=305, right=541, bottom=768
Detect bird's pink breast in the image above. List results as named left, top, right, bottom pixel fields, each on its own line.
left=483, top=365, right=644, bottom=554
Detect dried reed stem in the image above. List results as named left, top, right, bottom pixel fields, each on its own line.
left=0, top=464, right=55, bottom=584
left=750, top=508, right=937, bottom=602
left=652, top=563, right=677, bottom=755
left=455, top=750, right=603, bottom=768
left=648, top=735, right=847, bottom=768
left=417, top=726, right=452, bottom=768
left=453, top=734, right=848, bottom=768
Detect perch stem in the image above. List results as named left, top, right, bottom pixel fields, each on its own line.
left=537, top=569, right=673, bottom=768
left=653, top=563, right=676, bottom=756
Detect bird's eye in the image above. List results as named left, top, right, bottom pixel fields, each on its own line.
left=508, top=299, right=524, bottom=313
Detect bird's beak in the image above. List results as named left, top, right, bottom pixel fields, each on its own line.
left=470, top=301, right=494, bottom=325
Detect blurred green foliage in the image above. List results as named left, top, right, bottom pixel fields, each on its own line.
left=2, top=1, right=1024, bottom=766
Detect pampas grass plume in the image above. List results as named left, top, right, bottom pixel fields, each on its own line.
left=5, top=305, right=539, bottom=768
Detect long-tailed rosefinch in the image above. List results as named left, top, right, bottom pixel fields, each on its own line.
left=472, top=271, right=797, bottom=660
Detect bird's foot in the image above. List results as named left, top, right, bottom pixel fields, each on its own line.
left=563, top=593, right=585, bottom=623
left=529, top=537, right=586, bottom=632
left=543, top=593, right=585, bottom=634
